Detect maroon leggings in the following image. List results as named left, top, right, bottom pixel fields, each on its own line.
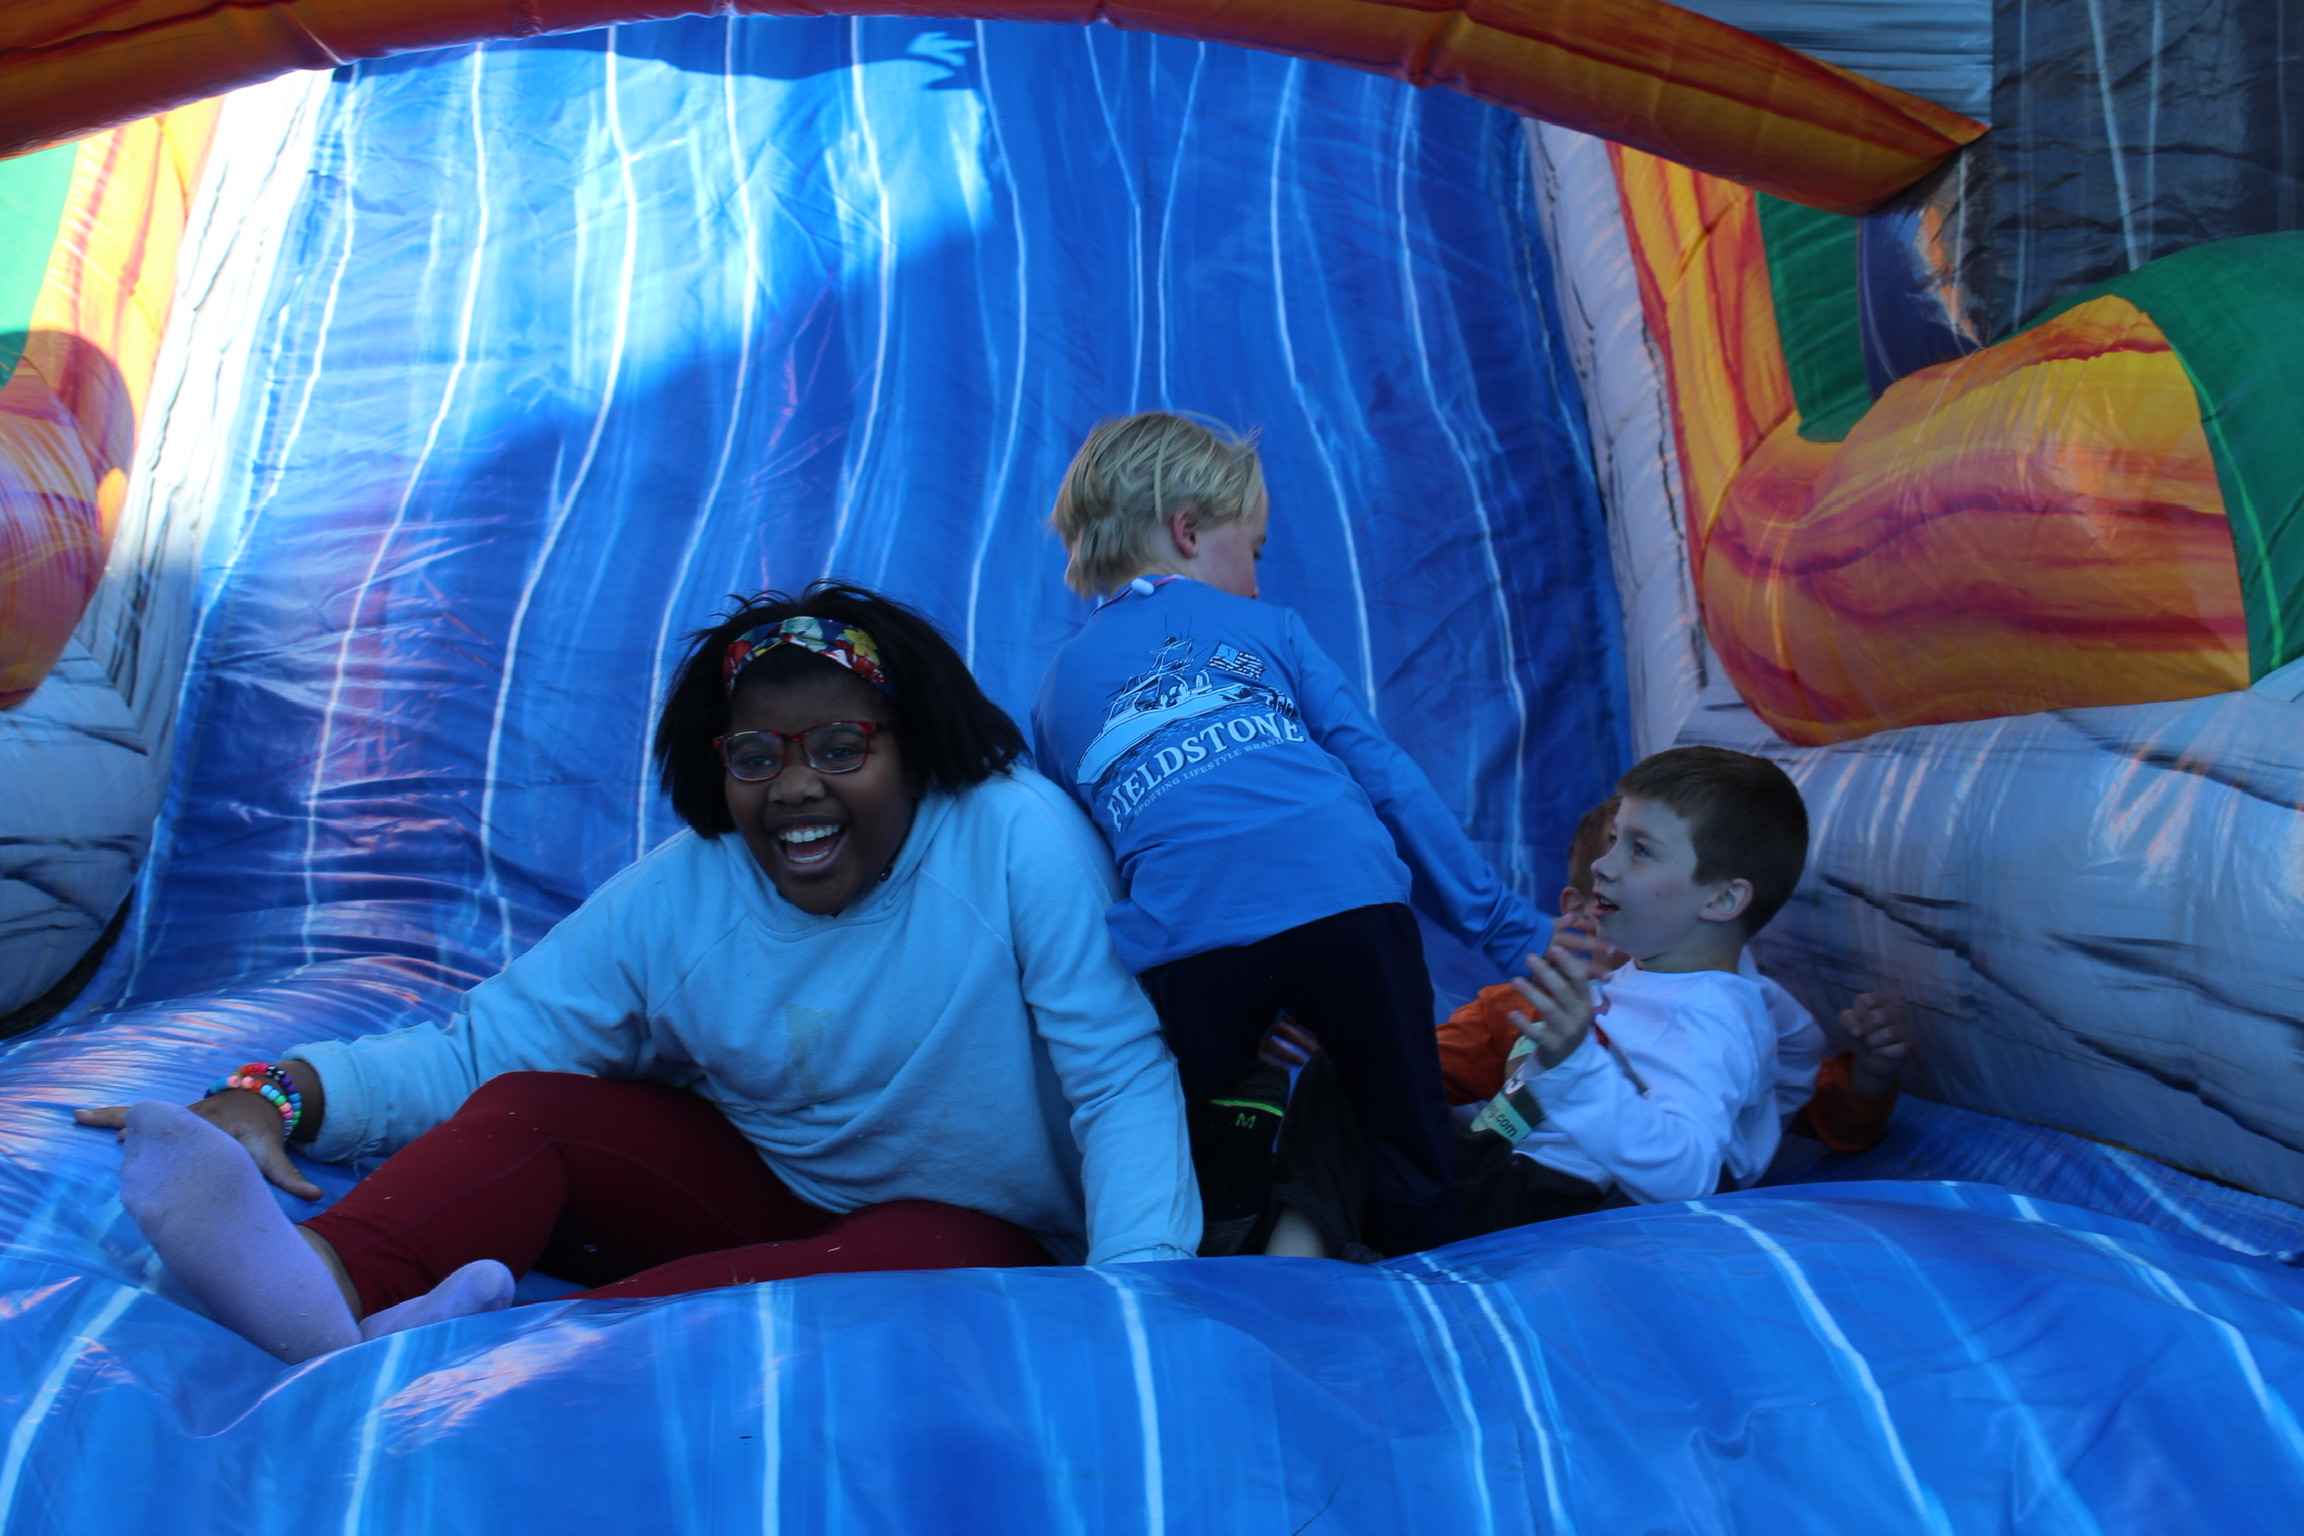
left=301, top=1072, right=1051, bottom=1315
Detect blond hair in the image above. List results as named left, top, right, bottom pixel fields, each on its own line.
left=1049, top=412, right=1265, bottom=597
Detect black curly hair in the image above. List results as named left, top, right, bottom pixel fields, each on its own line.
left=653, top=582, right=1026, bottom=838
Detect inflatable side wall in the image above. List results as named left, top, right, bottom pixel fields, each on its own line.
left=1523, top=0, right=2303, bottom=1202
left=0, top=80, right=327, bottom=1017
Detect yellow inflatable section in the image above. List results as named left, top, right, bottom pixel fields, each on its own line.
left=0, top=104, right=215, bottom=707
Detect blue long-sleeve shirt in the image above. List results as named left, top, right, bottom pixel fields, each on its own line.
left=1032, top=576, right=1551, bottom=975
left=292, top=768, right=1200, bottom=1265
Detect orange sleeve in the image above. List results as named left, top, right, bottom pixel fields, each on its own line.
left=1800, top=1052, right=1899, bottom=1153
left=1436, top=983, right=1526, bottom=1105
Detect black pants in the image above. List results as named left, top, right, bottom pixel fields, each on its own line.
left=1452, top=1128, right=1613, bottom=1235
left=1140, top=904, right=1458, bottom=1255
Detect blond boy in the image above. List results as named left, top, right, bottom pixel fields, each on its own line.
left=1031, top=412, right=1551, bottom=1255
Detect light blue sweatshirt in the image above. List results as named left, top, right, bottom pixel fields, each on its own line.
left=292, top=768, right=1201, bottom=1264
left=1032, top=577, right=1552, bottom=975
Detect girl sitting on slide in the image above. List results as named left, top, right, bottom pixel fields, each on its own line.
left=79, top=582, right=1200, bottom=1363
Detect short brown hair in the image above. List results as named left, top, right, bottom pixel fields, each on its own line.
left=1616, top=747, right=1808, bottom=936
left=1049, top=411, right=1265, bottom=597
left=1564, top=796, right=1620, bottom=892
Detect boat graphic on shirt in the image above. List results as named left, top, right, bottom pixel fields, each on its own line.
left=1074, top=634, right=1304, bottom=829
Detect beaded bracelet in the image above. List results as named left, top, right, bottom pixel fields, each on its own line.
left=206, top=1061, right=304, bottom=1142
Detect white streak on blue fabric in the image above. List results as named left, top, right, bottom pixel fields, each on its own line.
left=1267, top=62, right=1376, bottom=712
left=1153, top=41, right=1205, bottom=409
left=2080, top=0, right=2142, bottom=269
left=1081, top=31, right=1143, bottom=411
left=1397, top=1275, right=1497, bottom=1532
left=339, top=1332, right=412, bottom=1536
left=303, top=47, right=491, bottom=959
left=636, top=21, right=766, bottom=858
left=479, top=32, right=639, bottom=965
left=0, top=1287, right=139, bottom=1528
left=1096, top=1269, right=1167, bottom=1532
left=963, top=20, right=1031, bottom=671
left=1419, top=1253, right=1568, bottom=1530
left=822, top=17, right=897, bottom=575
left=757, top=1285, right=782, bottom=1536
left=1393, top=97, right=1529, bottom=885
left=1693, top=1203, right=1944, bottom=1530
left=122, top=82, right=347, bottom=994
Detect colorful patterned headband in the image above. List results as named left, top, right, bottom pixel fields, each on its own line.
left=723, top=616, right=893, bottom=697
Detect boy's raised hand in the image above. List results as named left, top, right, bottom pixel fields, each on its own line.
left=1507, top=919, right=1607, bottom=1070
left=1840, top=992, right=1910, bottom=1098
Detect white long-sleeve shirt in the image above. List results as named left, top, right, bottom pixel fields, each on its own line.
left=292, top=768, right=1201, bottom=1264
left=1519, top=964, right=1779, bottom=1202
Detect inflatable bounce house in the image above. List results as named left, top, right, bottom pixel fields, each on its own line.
left=3, top=2, right=2301, bottom=1528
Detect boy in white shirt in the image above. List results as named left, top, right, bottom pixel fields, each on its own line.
left=1464, top=746, right=1809, bottom=1227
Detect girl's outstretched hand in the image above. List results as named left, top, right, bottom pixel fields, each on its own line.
left=1506, top=920, right=1607, bottom=1070
left=75, top=1091, right=324, bottom=1201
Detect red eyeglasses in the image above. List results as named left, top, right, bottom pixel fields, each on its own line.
left=713, top=720, right=889, bottom=784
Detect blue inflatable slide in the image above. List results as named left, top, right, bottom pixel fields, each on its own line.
left=3, top=11, right=2302, bottom=1532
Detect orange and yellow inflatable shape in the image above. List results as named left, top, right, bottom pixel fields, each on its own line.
left=0, top=104, right=216, bottom=707
left=1613, top=147, right=2300, bottom=743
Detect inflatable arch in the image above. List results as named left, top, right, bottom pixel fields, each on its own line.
left=3, top=5, right=2300, bottom=1530
left=3, top=0, right=1983, bottom=728
left=4, top=1, right=1980, bottom=208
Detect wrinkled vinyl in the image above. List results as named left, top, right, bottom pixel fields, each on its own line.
left=5, top=1169, right=2304, bottom=1531
left=4, top=18, right=2303, bottom=1533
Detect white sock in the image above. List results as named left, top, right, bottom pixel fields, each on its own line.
left=358, top=1260, right=517, bottom=1342
left=119, top=1102, right=359, bottom=1363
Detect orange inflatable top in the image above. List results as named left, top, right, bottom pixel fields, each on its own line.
left=0, top=1, right=1981, bottom=214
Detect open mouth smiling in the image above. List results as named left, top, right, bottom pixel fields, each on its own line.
left=769, top=819, right=847, bottom=872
